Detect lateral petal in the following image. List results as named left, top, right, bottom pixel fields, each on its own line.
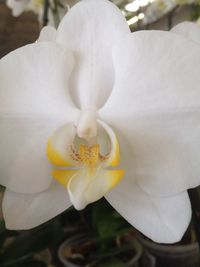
left=106, top=178, right=191, bottom=243
left=0, top=42, right=78, bottom=116
left=57, top=0, right=130, bottom=110
left=0, top=42, right=79, bottom=193
left=0, top=117, right=68, bottom=194
left=100, top=31, right=200, bottom=196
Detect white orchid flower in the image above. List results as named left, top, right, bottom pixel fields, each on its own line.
left=6, top=0, right=57, bottom=27
left=171, top=21, right=200, bottom=43
left=1, top=0, right=200, bottom=244
left=144, top=0, right=176, bottom=25
left=6, top=0, right=43, bottom=17
left=7, top=0, right=31, bottom=16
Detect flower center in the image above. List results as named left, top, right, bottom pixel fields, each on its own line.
left=79, top=144, right=100, bottom=167
left=70, top=144, right=108, bottom=168
left=46, top=121, right=124, bottom=210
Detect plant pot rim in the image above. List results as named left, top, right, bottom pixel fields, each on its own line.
left=58, top=233, right=143, bottom=267
left=137, top=234, right=199, bottom=254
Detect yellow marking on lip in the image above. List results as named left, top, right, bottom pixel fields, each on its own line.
left=79, top=144, right=100, bottom=167
left=109, top=137, right=120, bottom=167
left=52, top=169, right=78, bottom=187
left=46, top=139, right=72, bottom=167
left=105, top=169, right=124, bottom=190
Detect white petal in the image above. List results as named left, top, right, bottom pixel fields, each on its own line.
left=67, top=168, right=124, bottom=210
left=6, top=0, right=30, bottom=16
left=0, top=117, right=69, bottom=194
left=56, top=0, right=130, bottom=110
left=0, top=42, right=79, bottom=193
left=0, top=42, right=77, bottom=116
left=98, top=120, right=120, bottom=167
left=106, top=179, right=191, bottom=243
left=104, top=31, right=200, bottom=113
left=171, top=21, right=200, bottom=43
left=47, top=119, right=121, bottom=167
left=84, top=169, right=124, bottom=204
left=67, top=169, right=90, bottom=210
left=47, top=123, right=77, bottom=166
left=38, top=26, right=57, bottom=42
left=100, top=31, right=200, bottom=196
left=3, top=181, right=71, bottom=230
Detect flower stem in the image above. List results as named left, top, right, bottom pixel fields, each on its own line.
left=43, top=0, right=49, bottom=27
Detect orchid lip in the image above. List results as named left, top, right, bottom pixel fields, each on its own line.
left=46, top=120, right=124, bottom=209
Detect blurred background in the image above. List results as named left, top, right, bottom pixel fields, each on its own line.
left=2, top=0, right=200, bottom=58
left=0, top=0, right=200, bottom=266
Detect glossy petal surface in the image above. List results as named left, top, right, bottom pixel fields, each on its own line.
left=3, top=182, right=71, bottom=229
left=100, top=30, right=200, bottom=196
left=57, top=0, right=130, bottom=110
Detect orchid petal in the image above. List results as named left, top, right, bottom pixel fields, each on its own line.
left=57, top=0, right=130, bottom=110
left=84, top=169, right=124, bottom=203
left=38, top=26, right=57, bottom=42
left=53, top=169, right=79, bottom=187
left=171, top=21, right=200, bottom=43
left=67, top=168, right=124, bottom=210
left=0, top=117, right=70, bottom=194
left=100, top=31, right=200, bottom=197
left=47, top=123, right=77, bottom=167
left=106, top=179, right=191, bottom=243
left=47, top=120, right=120, bottom=167
left=0, top=42, right=77, bottom=116
left=0, top=42, right=79, bottom=193
left=98, top=120, right=120, bottom=167
left=67, top=169, right=90, bottom=210
left=7, top=0, right=30, bottom=16
left=3, top=182, right=71, bottom=230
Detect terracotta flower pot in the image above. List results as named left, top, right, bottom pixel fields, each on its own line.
left=58, top=233, right=143, bottom=267
left=137, top=234, right=200, bottom=267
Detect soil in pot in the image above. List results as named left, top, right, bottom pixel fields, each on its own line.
left=58, top=232, right=142, bottom=267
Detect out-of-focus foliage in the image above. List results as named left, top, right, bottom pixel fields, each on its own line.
left=0, top=198, right=134, bottom=267
left=0, top=217, right=64, bottom=266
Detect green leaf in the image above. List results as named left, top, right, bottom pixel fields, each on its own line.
left=0, top=218, right=64, bottom=265
left=92, top=199, right=130, bottom=239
